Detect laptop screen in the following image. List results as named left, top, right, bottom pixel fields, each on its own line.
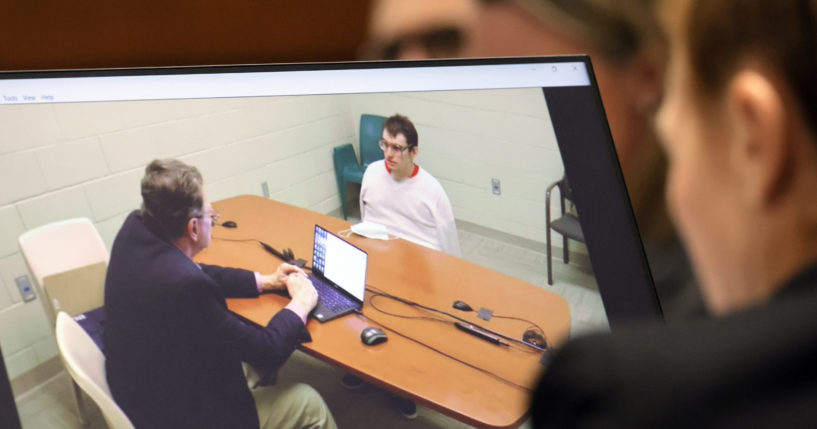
left=312, top=225, right=367, bottom=302
left=0, top=57, right=661, bottom=330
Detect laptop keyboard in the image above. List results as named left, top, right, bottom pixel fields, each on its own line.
left=311, top=276, right=354, bottom=312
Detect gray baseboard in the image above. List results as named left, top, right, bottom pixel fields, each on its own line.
left=456, top=219, right=592, bottom=269
left=11, top=356, right=62, bottom=399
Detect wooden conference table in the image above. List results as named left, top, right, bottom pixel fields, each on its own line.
left=196, top=195, right=570, bottom=429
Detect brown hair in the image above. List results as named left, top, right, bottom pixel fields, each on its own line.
left=522, top=0, right=674, bottom=241
left=519, top=0, right=665, bottom=63
left=679, top=0, right=817, bottom=134
left=383, top=114, right=419, bottom=148
left=140, top=159, right=204, bottom=241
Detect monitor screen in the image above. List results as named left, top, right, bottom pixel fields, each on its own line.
left=312, top=225, right=367, bottom=301
left=0, top=57, right=660, bottom=335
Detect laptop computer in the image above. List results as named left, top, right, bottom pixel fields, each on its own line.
left=308, top=225, right=367, bottom=322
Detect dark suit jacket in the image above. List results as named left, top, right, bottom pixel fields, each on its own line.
left=104, top=211, right=310, bottom=429
left=532, top=264, right=817, bottom=428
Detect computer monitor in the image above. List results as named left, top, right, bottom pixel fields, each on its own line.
left=0, top=57, right=661, bottom=329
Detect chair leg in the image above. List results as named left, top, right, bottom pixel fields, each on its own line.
left=546, top=227, right=553, bottom=286
left=563, top=236, right=569, bottom=264
left=339, top=180, right=349, bottom=220
left=71, top=378, right=88, bottom=425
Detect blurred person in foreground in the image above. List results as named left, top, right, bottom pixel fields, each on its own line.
left=360, top=0, right=479, bottom=60
left=532, top=0, right=817, bottom=426
left=362, top=0, right=705, bottom=320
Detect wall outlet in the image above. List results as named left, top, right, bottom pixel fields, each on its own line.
left=261, top=181, right=270, bottom=198
left=15, top=275, right=37, bottom=302
left=491, top=178, right=501, bottom=195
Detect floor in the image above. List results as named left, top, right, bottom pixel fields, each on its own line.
left=13, top=225, right=608, bottom=428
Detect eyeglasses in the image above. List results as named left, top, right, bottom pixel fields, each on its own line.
left=371, top=27, right=464, bottom=61
left=197, top=209, right=220, bottom=224
left=378, top=139, right=412, bottom=155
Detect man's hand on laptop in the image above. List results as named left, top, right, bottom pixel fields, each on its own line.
left=284, top=272, right=319, bottom=323
left=260, top=263, right=308, bottom=292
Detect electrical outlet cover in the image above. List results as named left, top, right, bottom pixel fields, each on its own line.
left=491, top=178, right=501, bottom=195
left=15, top=275, right=37, bottom=302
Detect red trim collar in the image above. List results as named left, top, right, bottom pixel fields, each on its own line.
left=384, top=162, right=419, bottom=178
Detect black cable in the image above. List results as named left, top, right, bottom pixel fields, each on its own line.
left=493, top=315, right=544, bottom=333
left=368, top=294, right=456, bottom=325
left=368, top=293, right=538, bottom=354
left=492, top=315, right=548, bottom=348
left=355, top=310, right=533, bottom=392
left=366, top=285, right=548, bottom=352
left=369, top=291, right=537, bottom=353
left=212, top=236, right=308, bottom=268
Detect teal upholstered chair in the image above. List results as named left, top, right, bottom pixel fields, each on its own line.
left=333, top=114, right=387, bottom=219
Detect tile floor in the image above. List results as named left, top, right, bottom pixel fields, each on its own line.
left=12, top=226, right=608, bottom=428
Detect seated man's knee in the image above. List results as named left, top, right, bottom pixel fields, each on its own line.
left=290, top=383, right=325, bottom=410
left=258, top=382, right=335, bottom=429
left=292, top=383, right=335, bottom=428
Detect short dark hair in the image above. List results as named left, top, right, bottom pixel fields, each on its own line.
left=383, top=114, right=419, bottom=148
left=140, top=159, right=204, bottom=241
left=679, top=0, right=817, bottom=136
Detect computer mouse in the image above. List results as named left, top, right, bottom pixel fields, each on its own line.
left=360, top=327, right=388, bottom=346
left=221, top=220, right=238, bottom=228
left=452, top=300, right=473, bottom=312
left=523, top=329, right=548, bottom=349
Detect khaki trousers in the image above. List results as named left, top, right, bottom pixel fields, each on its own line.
left=245, top=364, right=337, bottom=429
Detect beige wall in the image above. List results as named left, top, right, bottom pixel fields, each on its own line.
left=0, top=88, right=566, bottom=383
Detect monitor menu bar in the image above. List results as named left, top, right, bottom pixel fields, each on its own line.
left=0, top=62, right=591, bottom=105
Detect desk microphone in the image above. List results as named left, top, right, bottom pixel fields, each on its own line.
left=259, top=241, right=307, bottom=268
left=455, top=322, right=509, bottom=346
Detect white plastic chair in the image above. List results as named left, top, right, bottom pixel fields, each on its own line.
left=56, top=312, right=134, bottom=429
left=18, top=217, right=109, bottom=424
left=18, top=217, right=109, bottom=323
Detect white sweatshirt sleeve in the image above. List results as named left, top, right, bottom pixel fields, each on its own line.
left=432, top=190, right=461, bottom=257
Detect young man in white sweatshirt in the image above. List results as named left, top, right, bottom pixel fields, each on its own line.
left=360, top=114, right=461, bottom=257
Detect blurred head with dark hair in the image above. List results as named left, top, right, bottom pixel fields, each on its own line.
left=364, top=0, right=670, bottom=238
left=504, top=0, right=670, bottom=239
left=362, top=0, right=479, bottom=60
left=656, top=0, right=817, bottom=315
left=363, top=0, right=711, bottom=317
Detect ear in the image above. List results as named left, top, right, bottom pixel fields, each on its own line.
left=629, top=50, right=664, bottom=115
left=410, top=145, right=419, bottom=159
left=726, top=69, right=788, bottom=207
left=187, top=217, right=200, bottom=241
